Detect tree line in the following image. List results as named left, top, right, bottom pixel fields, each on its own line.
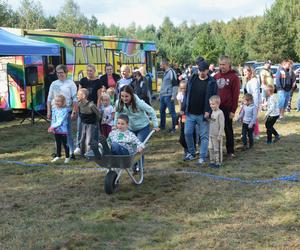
left=1, top=0, right=300, bottom=65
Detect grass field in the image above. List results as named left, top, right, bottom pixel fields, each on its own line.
left=1, top=98, right=300, bottom=250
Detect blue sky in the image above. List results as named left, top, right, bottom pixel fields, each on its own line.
left=9, top=0, right=276, bottom=27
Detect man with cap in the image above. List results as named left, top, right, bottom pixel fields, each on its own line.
left=181, top=59, right=218, bottom=164
left=260, top=60, right=273, bottom=106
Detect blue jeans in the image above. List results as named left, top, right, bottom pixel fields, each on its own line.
left=132, top=124, right=150, bottom=164
left=278, top=90, right=291, bottom=110
left=184, top=114, right=209, bottom=159
left=132, top=124, right=150, bottom=143
left=111, top=142, right=129, bottom=155
left=67, top=112, right=74, bottom=154
left=159, top=96, right=177, bottom=130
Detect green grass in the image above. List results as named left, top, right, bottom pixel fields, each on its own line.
left=1, top=100, right=300, bottom=249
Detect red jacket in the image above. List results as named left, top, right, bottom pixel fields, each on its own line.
left=214, top=69, right=240, bottom=113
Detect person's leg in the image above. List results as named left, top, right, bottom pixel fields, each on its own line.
left=80, top=123, right=87, bottom=155
left=269, top=116, right=279, bottom=137
left=66, top=112, right=74, bottom=155
left=219, top=137, right=223, bottom=164
left=159, top=96, right=167, bottom=129
left=54, top=134, right=62, bottom=157
left=278, top=90, right=285, bottom=118
left=198, top=115, right=209, bottom=160
left=165, top=96, right=177, bottom=131
left=208, top=137, right=215, bottom=164
left=134, top=124, right=150, bottom=143
left=75, top=116, right=82, bottom=148
left=98, top=135, right=111, bottom=154
left=86, top=124, right=98, bottom=153
left=61, top=135, right=70, bottom=158
left=283, top=90, right=291, bottom=114
left=242, top=123, right=248, bottom=146
left=248, top=127, right=254, bottom=147
left=287, top=89, right=294, bottom=112
left=254, top=118, right=260, bottom=137
left=111, top=142, right=129, bottom=155
left=222, top=108, right=234, bottom=155
left=265, top=117, right=273, bottom=143
left=184, top=115, right=197, bottom=156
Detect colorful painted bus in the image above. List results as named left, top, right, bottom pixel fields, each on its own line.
left=0, top=28, right=157, bottom=111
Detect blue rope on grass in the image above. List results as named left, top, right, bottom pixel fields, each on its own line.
left=0, top=160, right=299, bottom=184
left=177, top=170, right=299, bottom=184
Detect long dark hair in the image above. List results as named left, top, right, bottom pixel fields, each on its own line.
left=117, top=85, right=138, bottom=113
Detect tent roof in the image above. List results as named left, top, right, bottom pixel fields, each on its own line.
left=0, top=28, right=60, bottom=56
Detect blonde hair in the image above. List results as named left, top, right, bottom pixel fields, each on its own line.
left=78, top=88, right=89, bottom=98
left=101, top=93, right=110, bottom=101
left=87, top=64, right=96, bottom=71
left=209, top=95, right=221, bottom=105
left=120, top=65, right=130, bottom=73
left=55, top=94, right=67, bottom=107
left=267, top=84, right=275, bottom=94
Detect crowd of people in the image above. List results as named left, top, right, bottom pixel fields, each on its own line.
left=46, top=55, right=299, bottom=168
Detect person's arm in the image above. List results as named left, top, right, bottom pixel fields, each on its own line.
left=218, top=111, right=225, bottom=140
left=260, top=71, right=266, bottom=87
left=90, top=103, right=102, bottom=121
left=70, top=82, right=78, bottom=118
left=275, top=70, right=281, bottom=90
left=130, top=132, right=145, bottom=152
left=136, top=96, right=159, bottom=129
left=47, top=84, right=54, bottom=119
left=230, top=75, right=241, bottom=116
left=249, top=106, right=257, bottom=128
left=237, top=107, right=244, bottom=122
left=113, top=100, right=120, bottom=127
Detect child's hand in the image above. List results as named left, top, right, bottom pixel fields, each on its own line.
left=137, top=147, right=144, bottom=153
left=175, top=125, right=179, bottom=130
left=48, top=127, right=54, bottom=133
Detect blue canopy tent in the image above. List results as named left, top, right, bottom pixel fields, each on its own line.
left=0, top=28, right=60, bottom=122
left=0, top=28, right=60, bottom=56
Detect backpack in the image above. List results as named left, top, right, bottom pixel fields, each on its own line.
left=166, top=68, right=178, bottom=86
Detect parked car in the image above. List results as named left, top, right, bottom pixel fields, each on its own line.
left=254, top=66, right=279, bottom=85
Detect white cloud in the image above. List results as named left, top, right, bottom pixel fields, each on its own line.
left=8, top=0, right=275, bottom=28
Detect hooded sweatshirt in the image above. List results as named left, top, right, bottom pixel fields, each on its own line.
left=214, top=69, right=240, bottom=114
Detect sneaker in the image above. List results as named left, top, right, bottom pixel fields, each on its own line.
left=273, top=135, right=281, bottom=143
left=64, top=158, right=70, bottom=164
left=197, top=158, right=206, bottom=165
left=70, top=154, right=76, bottom=160
left=74, top=147, right=81, bottom=155
left=184, top=153, right=196, bottom=161
left=51, top=157, right=61, bottom=163
left=209, top=163, right=216, bottom=168
left=168, top=129, right=176, bottom=134
left=266, top=141, right=272, bottom=145
left=227, top=153, right=236, bottom=159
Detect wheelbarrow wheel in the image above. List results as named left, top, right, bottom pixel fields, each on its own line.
left=104, top=170, right=118, bottom=194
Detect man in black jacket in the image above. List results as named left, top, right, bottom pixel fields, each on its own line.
left=181, top=60, right=218, bottom=164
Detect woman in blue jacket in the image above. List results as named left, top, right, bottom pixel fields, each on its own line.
left=114, top=85, right=159, bottom=143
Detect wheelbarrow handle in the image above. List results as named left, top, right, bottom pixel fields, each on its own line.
left=142, top=129, right=156, bottom=145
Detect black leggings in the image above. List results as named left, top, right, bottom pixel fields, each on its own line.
left=265, top=116, right=279, bottom=143
left=54, top=134, right=69, bottom=158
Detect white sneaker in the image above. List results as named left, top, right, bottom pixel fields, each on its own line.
left=64, top=158, right=70, bottom=164
left=197, top=158, right=206, bottom=165
left=51, top=157, right=61, bottom=163
left=74, top=147, right=81, bottom=155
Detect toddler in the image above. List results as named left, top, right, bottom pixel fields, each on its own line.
left=78, top=88, right=102, bottom=156
left=264, top=84, right=280, bottom=144
left=48, top=95, right=70, bottom=163
left=176, top=81, right=187, bottom=111
left=99, top=114, right=144, bottom=156
left=107, top=87, right=116, bottom=105
left=100, top=93, right=115, bottom=138
left=237, top=93, right=257, bottom=150
left=208, top=95, right=225, bottom=168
